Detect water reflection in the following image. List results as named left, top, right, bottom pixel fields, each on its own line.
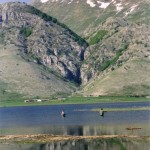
left=0, top=102, right=150, bottom=150
left=1, top=138, right=150, bottom=150
left=1, top=124, right=149, bottom=136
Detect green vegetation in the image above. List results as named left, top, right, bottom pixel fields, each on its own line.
left=0, top=32, right=4, bottom=44
left=0, top=82, right=23, bottom=102
left=99, top=44, right=128, bottom=71
left=20, top=27, right=32, bottom=38
left=89, top=30, right=108, bottom=45
left=0, top=96, right=149, bottom=107
left=27, top=6, right=88, bottom=46
left=128, top=5, right=150, bottom=25
left=0, top=86, right=24, bottom=107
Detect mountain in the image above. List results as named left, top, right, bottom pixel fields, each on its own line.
left=31, top=0, right=150, bottom=37
left=0, top=2, right=149, bottom=100
left=80, top=17, right=150, bottom=96
left=0, top=2, right=87, bottom=100
left=31, top=0, right=150, bottom=97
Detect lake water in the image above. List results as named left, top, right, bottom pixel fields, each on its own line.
left=0, top=101, right=150, bottom=136
left=0, top=138, right=150, bottom=150
left=0, top=101, right=150, bottom=150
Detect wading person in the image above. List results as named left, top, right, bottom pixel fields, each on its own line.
left=99, top=108, right=104, bottom=117
left=61, top=110, right=66, bottom=117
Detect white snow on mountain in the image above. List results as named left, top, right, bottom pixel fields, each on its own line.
left=39, top=0, right=139, bottom=15
left=41, top=0, right=49, bottom=3
left=68, top=0, right=74, bottom=4
left=86, top=0, right=96, bottom=7
left=97, top=1, right=110, bottom=9
left=125, top=4, right=138, bottom=16
left=116, top=3, right=123, bottom=12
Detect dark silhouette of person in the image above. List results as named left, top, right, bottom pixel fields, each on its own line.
left=61, top=110, right=66, bottom=117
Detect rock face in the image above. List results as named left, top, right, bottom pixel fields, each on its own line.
left=79, top=17, right=150, bottom=96
left=0, top=2, right=87, bottom=84
left=81, top=18, right=150, bottom=85
left=0, top=2, right=149, bottom=97
left=0, top=2, right=87, bottom=99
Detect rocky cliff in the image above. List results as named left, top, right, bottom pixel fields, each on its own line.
left=0, top=2, right=87, bottom=99
left=0, top=2, right=87, bottom=83
left=31, top=0, right=150, bottom=96
left=0, top=2, right=150, bottom=98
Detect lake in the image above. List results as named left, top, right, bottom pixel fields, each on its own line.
left=0, top=101, right=150, bottom=136
left=0, top=101, right=150, bottom=150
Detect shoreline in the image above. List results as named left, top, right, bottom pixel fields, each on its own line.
left=0, top=134, right=150, bottom=144
left=0, top=97, right=150, bottom=108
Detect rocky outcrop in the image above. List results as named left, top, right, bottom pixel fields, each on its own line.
left=81, top=18, right=150, bottom=85
left=0, top=2, right=87, bottom=84
left=0, top=2, right=149, bottom=97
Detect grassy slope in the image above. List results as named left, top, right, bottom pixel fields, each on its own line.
left=82, top=59, right=150, bottom=96
left=33, top=1, right=116, bottom=37
left=33, top=0, right=150, bottom=37
left=0, top=44, right=74, bottom=102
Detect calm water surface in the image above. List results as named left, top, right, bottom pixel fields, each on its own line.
left=0, top=101, right=150, bottom=136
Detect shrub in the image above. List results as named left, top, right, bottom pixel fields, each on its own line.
left=20, top=27, right=32, bottom=38
left=99, top=44, right=129, bottom=71
left=89, top=30, right=108, bottom=45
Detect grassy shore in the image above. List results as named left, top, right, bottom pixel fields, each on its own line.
left=0, top=96, right=150, bottom=107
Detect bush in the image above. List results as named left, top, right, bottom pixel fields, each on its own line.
left=99, top=44, right=129, bottom=71
left=20, top=27, right=32, bottom=38
left=89, top=30, right=108, bottom=45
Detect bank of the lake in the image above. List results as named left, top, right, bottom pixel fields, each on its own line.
left=0, top=134, right=149, bottom=143
left=0, top=96, right=150, bottom=107
left=0, top=134, right=150, bottom=150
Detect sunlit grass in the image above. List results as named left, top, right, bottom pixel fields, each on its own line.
left=0, top=96, right=149, bottom=107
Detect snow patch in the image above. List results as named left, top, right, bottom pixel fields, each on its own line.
left=116, top=3, right=123, bottom=12
left=87, top=0, right=96, bottom=7
left=41, top=0, right=49, bottom=3
left=111, top=0, right=115, bottom=3
left=125, top=5, right=138, bottom=16
left=68, top=0, right=74, bottom=4
left=130, top=5, right=138, bottom=12
left=97, top=1, right=110, bottom=9
left=52, top=0, right=59, bottom=2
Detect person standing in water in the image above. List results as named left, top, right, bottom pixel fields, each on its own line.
left=61, top=110, right=66, bottom=117
left=99, top=108, right=104, bottom=116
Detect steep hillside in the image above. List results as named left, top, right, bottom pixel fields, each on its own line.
left=81, top=18, right=150, bottom=82
left=32, top=0, right=150, bottom=37
left=80, top=18, right=150, bottom=96
left=0, top=2, right=87, bottom=100
left=0, top=1, right=149, bottom=99
left=0, top=44, right=74, bottom=99
left=81, top=59, right=150, bottom=96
